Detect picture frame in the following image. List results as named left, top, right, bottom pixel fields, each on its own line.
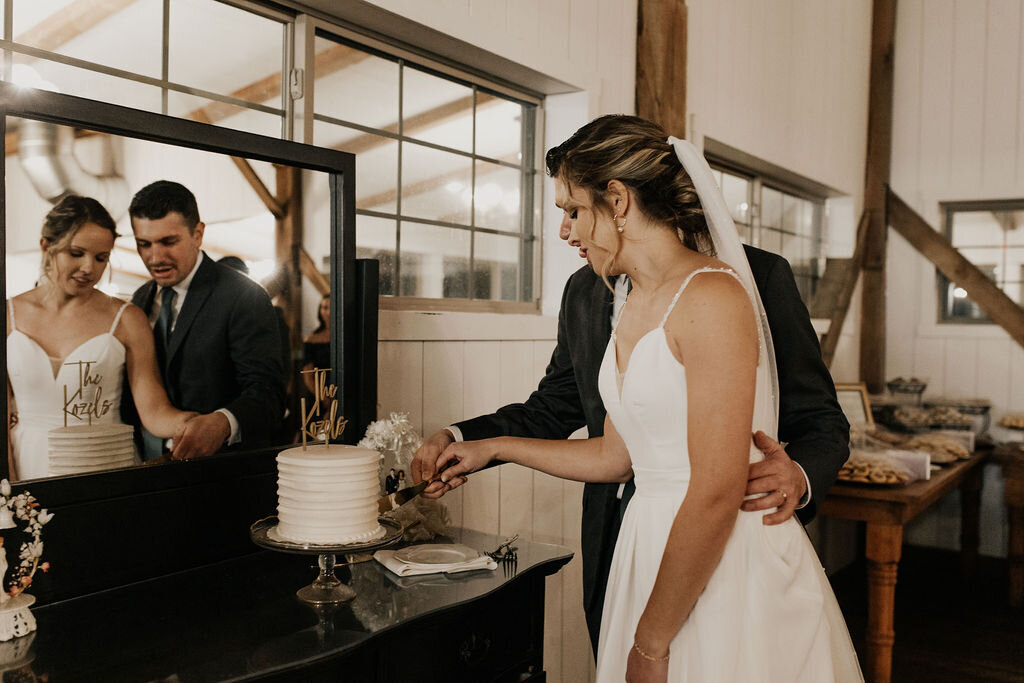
left=835, top=382, right=874, bottom=428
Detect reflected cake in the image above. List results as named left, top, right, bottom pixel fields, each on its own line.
left=47, top=423, right=137, bottom=476
left=275, top=444, right=384, bottom=544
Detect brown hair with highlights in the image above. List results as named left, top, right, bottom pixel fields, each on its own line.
left=545, top=115, right=711, bottom=284
left=40, top=195, right=118, bottom=282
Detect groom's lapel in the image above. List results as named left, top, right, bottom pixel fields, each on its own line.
left=166, top=254, right=215, bottom=363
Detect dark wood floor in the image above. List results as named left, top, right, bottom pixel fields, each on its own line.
left=830, top=545, right=1024, bottom=682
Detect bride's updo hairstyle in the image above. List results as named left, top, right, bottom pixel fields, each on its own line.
left=40, top=195, right=118, bottom=280
left=545, top=115, right=712, bottom=281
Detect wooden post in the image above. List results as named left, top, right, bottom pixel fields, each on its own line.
left=276, top=165, right=303, bottom=418
left=635, top=0, right=687, bottom=132
left=860, top=0, right=898, bottom=394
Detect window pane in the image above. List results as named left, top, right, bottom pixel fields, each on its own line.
left=402, top=67, right=473, bottom=152
left=760, top=227, right=783, bottom=254
left=951, top=211, right=1004, bottom=247
left=169, top=0, right=284, bottom=108
left=168, top=92, right=281, bottom=138
left=958, top=247, right=1005, bottom=284
left=720, top=171, right=750, bottom=225
left=475, top=92, right=522, bottom=161
left=781, top=231, right=803, bottom=266
left=399, top=223, right=470, bottom=298
left=13, top=0, right=163, bottom=78
left=781, top=194, right=801, bottom=234
left=12, top=57, right=160, bottom=111
left=761, top=187, right=782, bottom=229
left=474, top=161, right=521, bottom=232
left=1000, top=211, right=1024, bottom=246
left=474, top=233, right=521, bottom=301
left=315, top=123, right=399, bottom=213
left=357, top=216, right=397, bottom=296
left=314, top=37, right=399, bottom=132
left=401, top=143, right=472, bottom=224
left=797, top=199, right=816, bottom=237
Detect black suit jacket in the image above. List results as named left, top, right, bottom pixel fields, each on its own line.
left=456, top=245, right=849, bottom=651
left=128, top=254, right=285, bottom=452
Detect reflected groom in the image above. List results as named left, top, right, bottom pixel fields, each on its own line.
left=124, top=180, right=284, bottom=460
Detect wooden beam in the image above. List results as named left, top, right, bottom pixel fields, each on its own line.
left=889, top=190, right=1024, bottom=349
left=860, top=0, right=898, bottom=393
left=229, top=156, right=285, bottom=219
left=635, top=0, right=687, bottom=132
left=821, top=211, right=870, bottom=368
left=298, top=247, right=330, bottom=296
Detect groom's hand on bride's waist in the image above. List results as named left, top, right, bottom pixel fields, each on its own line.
left=740, top=431, right=808, bottom=525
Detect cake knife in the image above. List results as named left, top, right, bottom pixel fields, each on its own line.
left=377, top=475, right=439, bottom=514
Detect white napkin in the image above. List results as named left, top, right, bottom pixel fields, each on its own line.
left=374, top=544, right=498, bottom=576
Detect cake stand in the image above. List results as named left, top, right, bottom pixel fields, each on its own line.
left=250, top=516, right=403, bottom=605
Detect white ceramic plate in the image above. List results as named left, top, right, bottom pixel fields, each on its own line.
left=393, top=544, right=480, bottom=566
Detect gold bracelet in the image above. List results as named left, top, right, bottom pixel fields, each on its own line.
left=632, top=641, right=670, bottom=662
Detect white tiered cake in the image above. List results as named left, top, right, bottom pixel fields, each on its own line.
left=47, top=423, right=137, bottom=476
left=275, top=444, right=384, bottom=544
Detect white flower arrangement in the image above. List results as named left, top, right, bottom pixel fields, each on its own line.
left=358, top=412, right=423, bottom=492
left=0, top=479, right=53, bottom=598
left=358, top=413, right=449, bottom=541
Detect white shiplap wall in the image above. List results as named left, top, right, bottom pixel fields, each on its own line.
left=686, top=0, right=873, bottom=201
left=887, top=0, right=1023, bottom=557
left=363, top=0, right=875, bottom=679
left=359, top=3, right=640, bottom=679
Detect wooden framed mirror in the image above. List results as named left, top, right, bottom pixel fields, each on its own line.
left=0, top=83, right=374, bottom=491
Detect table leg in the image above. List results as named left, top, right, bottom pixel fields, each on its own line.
left=959, top=465, right=982, bottom=580
left=865, top=523, right=902, bottom=683
left=1006, top=462, right=1024, bottom=609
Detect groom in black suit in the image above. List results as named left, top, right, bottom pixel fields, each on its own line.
left=413, top=189, right=849, bottom=654
left=126, top=180, right=285, bottom=460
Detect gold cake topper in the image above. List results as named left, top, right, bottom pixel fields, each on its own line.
left=62, top=360, right=112, bottom=428
left=299, top=367, right=347, bottom=448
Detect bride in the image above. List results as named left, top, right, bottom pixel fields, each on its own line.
left=433, top=116, right=863, bottom=682
left=6, top=195, right=194, bottom=480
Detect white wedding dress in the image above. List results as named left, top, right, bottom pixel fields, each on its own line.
left=7, top=299, right=136, bottom=480
left=592, top=138, right=863, bottom=682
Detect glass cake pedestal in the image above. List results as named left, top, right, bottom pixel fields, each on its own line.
left=250, top=516, right=403, bottom=605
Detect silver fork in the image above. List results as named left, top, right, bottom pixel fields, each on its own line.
left=486, top=533, right=520, bottom=560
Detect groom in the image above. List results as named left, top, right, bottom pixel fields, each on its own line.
left=124, top=180, right=285, bottom=460
left=413, top=149, right=850, bottom=654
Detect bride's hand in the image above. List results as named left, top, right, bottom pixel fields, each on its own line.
left=625, top=644, right=669, bottom=683
left=435, top=438, right=501, bottom=491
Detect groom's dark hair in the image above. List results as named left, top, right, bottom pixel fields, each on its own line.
left=129, top=180, right=202, bottom=232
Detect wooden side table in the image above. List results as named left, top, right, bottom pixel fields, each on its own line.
left=820, top=453, right=987, bottom=683
left=993, top=444, right=1024, bottom=609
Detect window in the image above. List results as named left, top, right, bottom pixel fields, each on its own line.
left=0, top=0, right=290, bottom=137
left=710, top=163, right=825, bottom=304
left=310, top=31, right=539, bottom=305
left=938, top=200, right=1024, bottom=323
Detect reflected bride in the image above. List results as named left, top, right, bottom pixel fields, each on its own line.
left=5, top=196, right=194, bottom=481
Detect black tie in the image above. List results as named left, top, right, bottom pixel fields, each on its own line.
left=154, top=287, right=175, bottom=367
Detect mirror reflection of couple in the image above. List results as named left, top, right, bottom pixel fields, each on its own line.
left=6, top=181, right=285, bottom=480
left=413, top=117, right=864, bottom=682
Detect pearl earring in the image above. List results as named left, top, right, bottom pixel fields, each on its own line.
left=613, top=213, right=626, bottom=233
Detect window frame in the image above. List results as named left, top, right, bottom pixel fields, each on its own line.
left=708, top=156, right=826, bottom=304
left=0, top=0, right=294, bottom=138
left=937, top=198, right=1024, bottom=324
left=295, top=17, right=543, bottom=313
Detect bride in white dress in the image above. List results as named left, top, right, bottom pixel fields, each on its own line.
left=433, top=116, right=863, bottom=682
left=6, top=195, right=195, bottom=480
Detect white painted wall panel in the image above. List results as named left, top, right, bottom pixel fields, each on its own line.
left=889, top=0, right=1024, bottom=558
left=687, top=0, right=870, bottom=197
